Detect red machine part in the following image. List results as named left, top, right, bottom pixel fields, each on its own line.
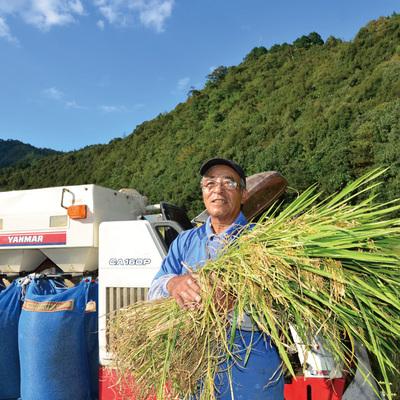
left=284, top=376, right=346, bottom=400
left=99, top=367, right=155, bottom=400
left=99, top=367, right=345, bottom=400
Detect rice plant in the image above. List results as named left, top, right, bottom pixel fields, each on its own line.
left=109, top=168, right=400, bottom=400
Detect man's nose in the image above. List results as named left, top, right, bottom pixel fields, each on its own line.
left=212, top=182, right=225, bottom=193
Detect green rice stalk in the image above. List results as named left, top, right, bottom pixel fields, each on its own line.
left=109, top=168, right=400, bottom=400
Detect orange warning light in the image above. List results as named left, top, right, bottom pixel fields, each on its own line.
left=67, top=205, right=87, bottom=219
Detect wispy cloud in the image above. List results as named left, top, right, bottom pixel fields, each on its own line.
left=138, top=0, right=174, bottom=32
left=0, top=0, right=174, bottom=42
left=42, top=86, right=141, bottom=113
left=42, top=87, right=86, bottom=110
left=69, top=0, right=84, bottom=15
left=0, top=15, right=18, bottom=44
left=96, top=19, right=105, bottom=30
left=133, top=103, right=145, bottom=110
left=99, top=103, right=144, bottom=113
left=99, top=104, right=127, bottom=113
left=0, top=0, right=84, bottom=34
left=93, top=0, right=174, bottom=32
left=94, top=1, right=119, bottom=24
left=28, top=0, right=84, bottom=30
left=65, top=100, right=86, bottom=110
left=43, top=87, right=64, bottom=100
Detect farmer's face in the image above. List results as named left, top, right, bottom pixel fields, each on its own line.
left=201, top=165, right=247, bottom=224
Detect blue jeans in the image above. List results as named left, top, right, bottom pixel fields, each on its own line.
left=213, top=330, right=284, bottom=400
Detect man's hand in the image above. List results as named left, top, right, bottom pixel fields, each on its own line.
left=166, top=273, right=201, bottom=309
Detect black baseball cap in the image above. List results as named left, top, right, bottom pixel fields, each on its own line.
left=200, top=158, right=246, bottom=185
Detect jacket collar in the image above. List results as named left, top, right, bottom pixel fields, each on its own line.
left=205, top=211, right=248, bottom=239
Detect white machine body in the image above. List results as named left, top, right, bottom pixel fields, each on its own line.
left=98, top=220, right=167, bottom=365
left=289, top=325, right=343, bottom=378
left=0, top=185, right=147, bottom=273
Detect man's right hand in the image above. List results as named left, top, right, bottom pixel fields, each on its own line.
left=166, top=274, right=201, bottom=309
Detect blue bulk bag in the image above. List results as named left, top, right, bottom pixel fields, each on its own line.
left=19, top=278, right=92, bottom=400
left=26, top=276, right=67, bottom=295
left=85, top=280, right=99, bottom=400
left=0, top=280, right=23, bottom=399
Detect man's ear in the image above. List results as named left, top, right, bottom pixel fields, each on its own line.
left=241, top=189, right=249, bottom=204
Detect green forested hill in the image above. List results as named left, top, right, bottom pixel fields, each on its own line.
left=0, top=139, right=60, bottom=168
left=0, top=15, right=399, bottom=216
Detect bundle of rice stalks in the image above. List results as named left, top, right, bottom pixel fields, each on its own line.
left=109, top=168, right=400, bottom=400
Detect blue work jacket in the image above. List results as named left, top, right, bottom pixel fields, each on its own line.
left=148, top=212, right=248, bottom=300
left=148, top=211, right=284, bottom=399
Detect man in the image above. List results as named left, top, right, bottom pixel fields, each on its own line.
left=148, top=158, right=284, bottom=400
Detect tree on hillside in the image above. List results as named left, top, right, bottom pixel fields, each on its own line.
left=293, top=32, right=324, bottom=48
left=205, top=66, right=228, bottom=88
left=244, top=46, right=268, bottom=61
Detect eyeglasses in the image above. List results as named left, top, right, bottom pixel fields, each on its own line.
left=201, top=178, right=240, bottom=192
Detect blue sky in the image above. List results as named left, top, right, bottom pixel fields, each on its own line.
left=0, top=0, right=398, bottom=152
